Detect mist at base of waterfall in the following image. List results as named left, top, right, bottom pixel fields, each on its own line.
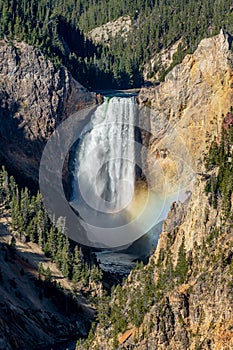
left=69, top=94, right=189, bottom=270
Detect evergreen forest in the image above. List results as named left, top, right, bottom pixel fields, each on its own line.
left=1, top=0, right=233, bottom=89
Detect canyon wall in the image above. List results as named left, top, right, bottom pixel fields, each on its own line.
left=138, top=30, right=233, bottom=197
left=85, top=30, right=233, bottom=350
left=0, top=41, right=96, bottom=183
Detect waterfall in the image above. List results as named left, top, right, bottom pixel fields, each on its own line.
left=40, top=93, right=192, bottom=250
left=71, top=96, right=136, bottom=222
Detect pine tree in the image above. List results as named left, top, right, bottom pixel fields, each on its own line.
left=72, top=246, right=83, bottom=283
left=0, top=267, right=3, bottom=283
left=37, top=209, right=45, bottom=247
left=90, top=265, right=103, bottom=283
left=26, top=217, right=37, bottom=242
left=45, top=266, right=52, bottom=282
left=38, top=262, right=44, bottom=279
left=175, top=238, right=188, bottom=284
left=61, top=239, right=70, bottom=278
left=47, top=226, right=57, bottom=259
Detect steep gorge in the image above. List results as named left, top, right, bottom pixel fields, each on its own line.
left=83, top=31, right=233, bottom=350
left=0, top=29, right=233, bottom=350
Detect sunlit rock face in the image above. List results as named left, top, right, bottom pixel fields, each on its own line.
left=84, top=31, right=233, bottom=350
left=138, top=30, right=233, bottom=193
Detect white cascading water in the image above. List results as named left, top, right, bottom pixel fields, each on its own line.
left=71, top=96, right=137, bottom=226
left=70, top=94, right=187, bottom=251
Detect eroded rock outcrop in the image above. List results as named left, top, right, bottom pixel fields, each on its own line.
left=138, top=30, right=233, bottom=197
left=88, top=16, right=131, bottom=44
left=83, top=31, right=233, bottom=350
left=86, top=135, right=233, bottom=350
left=113, top=169, right=232, bottom=350
left=0, top=41, right=96, bottom=182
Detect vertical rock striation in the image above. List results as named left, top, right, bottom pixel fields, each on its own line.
left=138, top=30, right=233, bottom=195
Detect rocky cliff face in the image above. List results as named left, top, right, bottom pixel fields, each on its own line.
left=0, top=211, right=93, bottom=350
left=0, top=41, right=96, bottom=183
left=138, top=30, right=233, bottom=198
left=88, top=16, right=131, bottom=45
left=112, top=165, right=232, bottom=350
left=143, top=38, right=183, bottom=81
left=83, top=31, right=233, bottom=350
left=85, top=175, right=233, bottom=350
left=80, top=171, right=233, bottom=350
